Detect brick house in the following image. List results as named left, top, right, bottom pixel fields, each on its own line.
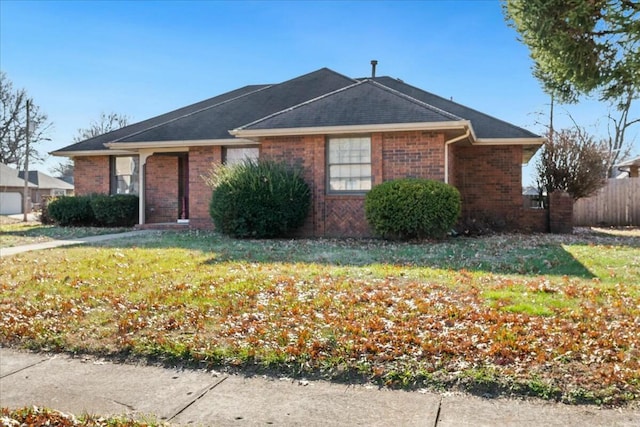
left=52, top=68, right=546, bottom=236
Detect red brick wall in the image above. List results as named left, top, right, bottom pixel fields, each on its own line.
left=145, top=155, right=179, bottom=223
left=74, top=156, right=110, bottom=195
left=259, top=131, right=447, bottom=237
left=452, top=145, right=524, bottom=230
left=187, top=146, right=221, bottom=229
left=261, top=135, right=321, bottom=236
left=381, top=131, right=445, bottom=181
left=549, top=190, right=573, bottom=233
left=263, top=135, right=375, bottom=237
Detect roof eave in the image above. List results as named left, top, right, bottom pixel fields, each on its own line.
left=106, top=138, right=258, bottom=150
left=474, top=137, right=546, bottom=164
left=230, top=121, right=472, bottom=139
left=474, top=137, right=546, bottom=146
left=50, top=149, right=137, bottom=158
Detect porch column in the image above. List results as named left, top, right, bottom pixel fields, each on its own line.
left=138, top=150, right=154, bottom=225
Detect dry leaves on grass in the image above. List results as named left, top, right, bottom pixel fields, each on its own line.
left=1, top=230, right=639, bottom=405
left=0, top=406, right=167, bottom=427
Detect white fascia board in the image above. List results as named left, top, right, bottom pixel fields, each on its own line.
left=49, top=149, right=136, bottom=157
left=474, top=137, right=546, bottom=146
left=230, top=121, right=471, bottom=138
left=106, top=138, right=257, bottom=150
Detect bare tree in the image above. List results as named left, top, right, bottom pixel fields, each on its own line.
left=73, top=112, right=129, bottom=142
left=49, top=159, right=74, bottom=181
left=58, top=112, right=130, bottom=179
left=0, top=72, right=52, bottom=168
left=536, top=128, right=609, bottom=201
left=606, top=92, right=640, bottom=176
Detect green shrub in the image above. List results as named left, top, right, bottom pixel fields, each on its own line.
left=365, top=178, right=461, bottom=240
left=47, top=195, right=95, bottom=226
left=90, top=194, right=139, bottom=227
left=208, top=160, right=311, bottom=238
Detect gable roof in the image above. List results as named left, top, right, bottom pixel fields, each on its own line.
left=0, top=163, right=36, bottom=188
left=52, top=67, right=542, bottom=156
left=18, top=170, right=74, bottom=190
left=234, top=80, right=463, bottom=134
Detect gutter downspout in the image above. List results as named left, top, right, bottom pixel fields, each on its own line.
left=444, top=128, right=471, bottom=184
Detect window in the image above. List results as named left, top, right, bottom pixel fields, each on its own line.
left=111, top=156, right=139, bottom=195
left=327, top=137, right=371, bottom=192
left=223, top=147, right=259, bottom=166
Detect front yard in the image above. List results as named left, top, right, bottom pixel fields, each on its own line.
left=1, top=228, right=639, bottom=405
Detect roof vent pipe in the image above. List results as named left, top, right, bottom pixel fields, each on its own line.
left=371, top=60, right=378, bottom=78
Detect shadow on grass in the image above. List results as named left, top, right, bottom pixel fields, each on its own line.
left=96, top=230, right=601, bottom=279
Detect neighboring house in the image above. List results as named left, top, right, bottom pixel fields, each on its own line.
left=18, top=170, right=75, bottom=208
left=615, top=156, right=640, bottom=178
left=0, top=163, right=36, bottom=214
left=52, top=68, right=546, bottom=236
left=522, top=186, right=545, bottom=209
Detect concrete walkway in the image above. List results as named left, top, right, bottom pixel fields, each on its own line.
left=0, top=230, right=155, bottom=257
left=1, top=348, right=638, bottom=426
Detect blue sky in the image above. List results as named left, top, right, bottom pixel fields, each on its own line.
left=1, top=0, right=637, bottom=185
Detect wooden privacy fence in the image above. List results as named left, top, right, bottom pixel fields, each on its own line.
left=573, top=178, right=640, bottom=226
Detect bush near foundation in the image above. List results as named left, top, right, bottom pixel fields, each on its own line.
left=365, top=178, right=461, bottom=240
left=47, top=194, right=138, bottom=227
left=208, top=160, right=311, bottom=238
left=47, top=195, right=95, bottom=226
left=90, top=194, right=139, bottom=227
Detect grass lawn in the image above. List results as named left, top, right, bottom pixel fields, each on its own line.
left=1, top=228, right=639, bottom=406
left=0, top=215, right=131, bottom=247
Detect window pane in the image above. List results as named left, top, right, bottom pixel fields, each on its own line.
left=328, top=137, right=371, bottom=192
left=225, top=147, right=259, bottom=165
left=113, top=156, right=139, bottom=195
left=329, top=137, right=370, bottom=164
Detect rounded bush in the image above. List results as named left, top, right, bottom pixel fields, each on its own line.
left=209, top=160, right=311, bottom=238
left=47, top=195, right=95, bottom=226
left=365, top=178, right=461, bottom=240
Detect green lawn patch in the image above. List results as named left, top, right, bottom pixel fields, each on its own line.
left=1, top=229, right=639, bottom=406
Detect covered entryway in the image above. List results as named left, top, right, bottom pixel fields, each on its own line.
left=140, top=151, right=189, bottom=225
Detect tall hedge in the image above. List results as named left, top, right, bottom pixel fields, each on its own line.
left=365, top=178, right=461, bottom=240
left=209, top=160, right=311, bottom=238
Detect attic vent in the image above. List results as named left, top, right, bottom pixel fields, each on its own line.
left=370, top=60, right=378, bottom=78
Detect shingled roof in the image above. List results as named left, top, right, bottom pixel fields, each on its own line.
left=369, top=76, right=540, bottom=140
left=53, top=67, right=541, bottom=155
left=235, top=80, right=462, bottom=131
left=18, top=170, right=74, bottom=190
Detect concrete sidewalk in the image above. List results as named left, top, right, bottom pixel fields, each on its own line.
left=0, top=230, right=156, bottom=257
left=1, top=348, right=638, bottom=426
